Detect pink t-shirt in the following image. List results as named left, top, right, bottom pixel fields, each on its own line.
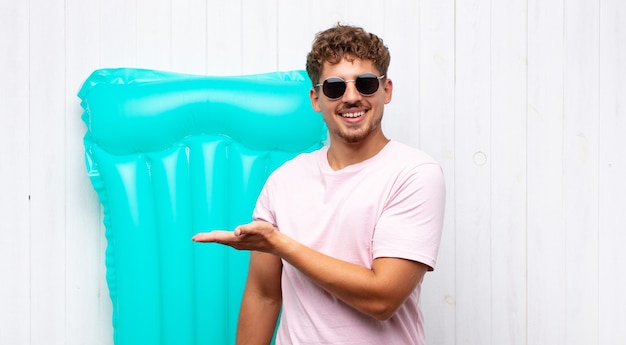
left=253, top=140, right=446, bottom=345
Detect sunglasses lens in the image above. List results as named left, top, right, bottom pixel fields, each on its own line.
left=322, top=78, right=346, bottom=99
left=355, top=74, right=380, bottom=95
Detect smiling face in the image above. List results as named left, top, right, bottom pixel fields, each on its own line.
left=310, top=57, right=393, bottom=145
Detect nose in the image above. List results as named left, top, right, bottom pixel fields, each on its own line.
left=341, top=80, right=361, bottom=102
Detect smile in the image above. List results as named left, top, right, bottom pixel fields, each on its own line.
left=340, top=111, right=365, bottom=118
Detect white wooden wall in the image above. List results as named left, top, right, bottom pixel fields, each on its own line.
left=1, top=0, right=624, bottom=344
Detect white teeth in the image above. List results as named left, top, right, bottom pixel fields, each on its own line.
left=341, top=111, right=364, bottom=118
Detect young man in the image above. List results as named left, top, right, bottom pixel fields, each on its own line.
left=193, top=24, right=446, bottom=345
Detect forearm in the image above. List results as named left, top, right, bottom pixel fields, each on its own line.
left=234, top=250, right=283, bottom=344
left=286, top=245, right=382, bottom=317
left=276, top=233, right=424, bottom=320
left=236, top=291, right=281, bottom=345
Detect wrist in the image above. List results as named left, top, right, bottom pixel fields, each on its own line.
left=272, top=231, right=298, bottom=260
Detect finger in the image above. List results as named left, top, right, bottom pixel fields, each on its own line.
left=191, top=232, right=213, bottom=242
left=233, top=226, right=246, bottom=236
left=192, top=230, right=235, bottom=242
left=237, top=221, right=265, bottom=235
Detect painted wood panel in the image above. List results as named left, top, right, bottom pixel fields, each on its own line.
left=527, top=0, right=567, bottom=344
left=0, top=1, right=31, bottom=344
left=563, top=1, right=600, bottom=344
left=490, top=0, right=528, bottom=343
left=1, top=0, right=625, bottom=344
left=137, top=0, right=172, bottom=70
left=276, top=0, right=315, bottom=73
left=65, top=0, right=109, bottom=344
left=382, top=1, right=421, bottom=148
left=206, top=0, right=242, bottom=75
left=415, top=1, right=457, bottom=344
left=241, top=0, right=278, bottom=74
left=172, top=0, right=208, bottom=74
left=598, top=1, right=626, bottom=344
left=455, top=0, right=492, bottom=343
left=100, top=0, right=137, bottom=68
left=28, top=0, right=68, bottom=343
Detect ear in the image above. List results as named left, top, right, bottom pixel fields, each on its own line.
left=383, top=78, right=393, bottom=104
left=310, top=87, right=322, bottom=112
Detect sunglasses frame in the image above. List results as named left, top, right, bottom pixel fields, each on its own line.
left=314, top=73, right=386, bottom=100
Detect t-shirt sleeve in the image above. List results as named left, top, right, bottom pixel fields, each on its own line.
left=372, top=162, right=446, bottom=271
left=252, top=176, right=277, bottom=226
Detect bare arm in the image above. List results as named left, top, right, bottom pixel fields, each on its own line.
left=193, top=223, right=427, bottom=320
left=235, top=251, right=282, bottom=345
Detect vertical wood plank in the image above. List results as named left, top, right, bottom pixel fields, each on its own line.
left=136, top=0, right=172, bottom=70
left=383, top=1, right=421, bottom=146
left=417, top=1, right=457, bottom=344
left=276, top=0, right=387, bottom=74
left=206, top=0, right=242, bottom=75
left=100, top=0, right=137, bottom=67
left=241, top=0, right=278, bottom=74
left=563, top=1, right=600, bottom=344
left=171, top=0, right=207, bottom=74
left=302, top=0, right=352, bottom=33
left=599, top=0, right=626, bottom=343
left=0, top=1, right=31, bottom=344
left=527, top=1, right=566, bottom=344
left=296, top=0, right=386, bottom=35
left=276, top=0, right=317, bottom=72
left=455, top=1, right=492, bottom=344
left=64, top=0, right=111, bottom=344
left=327, top=0, right=386, bottom=35
left=29, top=0, right=67, bottom=343
left=490, top=0, right=528, bottom=343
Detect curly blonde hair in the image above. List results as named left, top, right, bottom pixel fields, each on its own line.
left=305, top=24, right=390, bottom=86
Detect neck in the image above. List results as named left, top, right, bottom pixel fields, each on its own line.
left=326, top=135, right=390, bottom=171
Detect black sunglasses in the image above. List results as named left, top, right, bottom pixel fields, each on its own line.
left=314, top=73, right=385, bottom=99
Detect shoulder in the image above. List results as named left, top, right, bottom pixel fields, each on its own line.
left=265, top=146, right=325, bottom=182
left=382, top=141, right=443, bottom=175
left=376, top=142, right=446, bottom=200
left=277, top=147, right=324, bottom=171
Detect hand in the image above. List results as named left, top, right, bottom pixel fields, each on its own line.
left=192, top=221, right=281, bottom=254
